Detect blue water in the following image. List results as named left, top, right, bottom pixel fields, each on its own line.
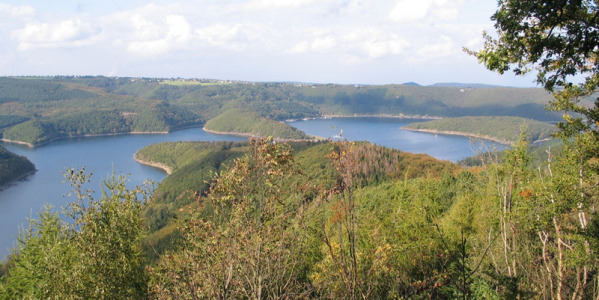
left=0, top=128, right=245, bottom=259
left=289, top=117, right=504, bottom=161
left=0, top=118, right=504, bottom=259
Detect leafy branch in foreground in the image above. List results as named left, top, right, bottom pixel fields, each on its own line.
left=0, top=168, right=152, bottom=299
left=466, top=0, right=599, bottom=138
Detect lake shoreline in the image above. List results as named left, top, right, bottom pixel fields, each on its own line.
left=133, top=155, right=172, bottom=175
left=202, top=127, right=324, bottom=142
left=320, top=113, right=443, bottom=120
left=0, top=125, right=204, bottom=148
left=401, top=128, right=514, bottom=145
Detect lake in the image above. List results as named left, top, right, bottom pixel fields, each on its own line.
left=0, top=117, right=504, bottom=259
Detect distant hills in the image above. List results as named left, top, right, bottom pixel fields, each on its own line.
left=403, top=82, right=512, bottom=88
left=0, top=76, right=582, bottom=147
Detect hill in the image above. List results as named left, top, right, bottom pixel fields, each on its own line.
left=429, top=82, right=505, bottom=88
left=203, top=109, right=311, bottom=140
left=138, top=140, right=458, bottom=259
left=2, top=133, right=597, bottom=298
left=0, top=76, right=581, bottom=146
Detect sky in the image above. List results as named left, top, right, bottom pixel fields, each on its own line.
left=0, top=0, right=539, bottom=87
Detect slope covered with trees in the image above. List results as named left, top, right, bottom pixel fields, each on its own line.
left=0, top=76, right=576, bottom=146
left=204, top=109, right=311, bottom=140
left=404, top=116, right=557, bottom=144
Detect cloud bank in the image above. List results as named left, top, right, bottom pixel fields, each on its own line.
left=0, top=0, right=534, bottom=86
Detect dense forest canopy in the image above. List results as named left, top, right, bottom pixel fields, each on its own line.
left=203, top=109, right=311, bottom=140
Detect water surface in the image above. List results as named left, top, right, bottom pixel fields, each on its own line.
left=289, top=117, right=504, bottom=161
left=1, top=128, right=245, bottom=259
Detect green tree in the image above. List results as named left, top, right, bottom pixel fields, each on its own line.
left=0, top=207, right=75, bottom=299
left=467, top=0, right=599, bottom=137
left=0, top=168, right=151, bottom=299
left=150, top=138, right=309, bottom=299
left=470, top=4, right=599, bottom=297
left=63, top=169, right=150, bottom=299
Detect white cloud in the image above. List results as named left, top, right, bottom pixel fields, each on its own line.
left=287, top=28, right=409, bottom=61
left=12, top=19, right=101, bottom=51
left=343, top=30, right=410, bottom=58
left=195, top=23, right=275, bottom=52
left=246, top=0, right=322, bottom=10
left=389, top=0, right=461, bottom=23
left=415, top=35, right=455, bottom=60
left=0, top=1, right=522, bottom=85
left=196, top=23, right=244, bottom=51
left=311, top=36, right=337, bottom=52
left=0, top=4, right=35, bottom=17
left=288, top=41, right=310, bottom=54
left=126, top=14, right=192, bottom=56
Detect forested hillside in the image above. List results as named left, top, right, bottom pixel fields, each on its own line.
left=0, top=76, right=574, bottom=147
left=1, top=135, right=597, bottom=299
left=138, top=139, right=459, bottom=260
left=204, top=109, right=311, bottom=140
left=0, top=145, right=35, bottom=187
left=404, top=116, right=557, bottom=144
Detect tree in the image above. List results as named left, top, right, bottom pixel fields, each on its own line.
left=0, top=168, right=151, bottom=299
left=470, top=2, right=599, bottom=298
left=467, top=0, right=599, bottom=137
left=149, top=137, right=309, bottom=299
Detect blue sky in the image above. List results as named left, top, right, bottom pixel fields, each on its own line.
left=0, top=1, right=538, bottom=86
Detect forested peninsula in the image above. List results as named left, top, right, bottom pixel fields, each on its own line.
left=403, top=116, right=557, bottom=145
left=0, top=76, right=574, bottom=148
left=203, top=109, right=312, bottom=140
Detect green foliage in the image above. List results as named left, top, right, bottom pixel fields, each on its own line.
left=2, top=106, right=202, bottom=145
left=468, top=3, right=599, bottom=296
left=0, top=168, right=150, bottom=299
left=136, top=141, right=247, bottom=258
left=0, top=145, right=35, bottom=186
left=0, top=207, right=74, bottom=299
left=204, top=108, right=310, bottom=139
left=0, top=115, right=28, bottom=130
left=468, top=0, right=599, bottom=138
left=1, top=74, right=597, bottom=298
left=2, top=127, right=598, bottom=298
left=3, top=120, right=49, bottom=145
left=406, top=116, right=557, bottom=144
left=149, top=138, right=310, bottom=298
left=0, top=77, right=96, bottom=104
